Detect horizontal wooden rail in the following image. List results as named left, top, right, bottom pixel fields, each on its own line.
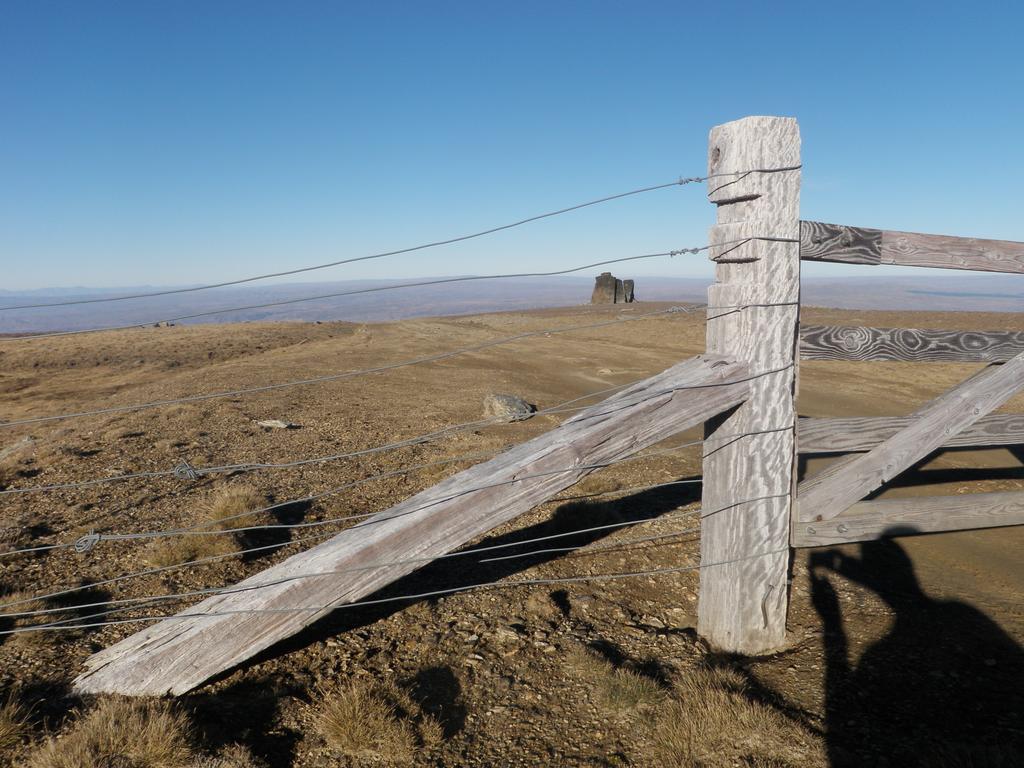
left=798, top=414, right=1024, bottom=454
left=797, top=353, right=1024, bottom=522
left=800, top=325, right=1024, bottom=363
left=792, top=490, right=1024, bottom=547
left=800, top=220, right=1024, bottom=273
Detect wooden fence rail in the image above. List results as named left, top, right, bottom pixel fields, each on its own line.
left=800, top=325, right=1024, bottom=363
left=800, top=220, right=1024, bottom=273
left=798, top=414, right=1024, bottom=454
left=792, top=491, right=1024, bottom=547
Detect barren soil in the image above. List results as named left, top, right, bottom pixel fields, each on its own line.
left=0, top=303, right=1021, bottom=766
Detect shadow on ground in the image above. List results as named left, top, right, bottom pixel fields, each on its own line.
left=807, top=533, right=1024, bottom=767
left=408, top=665, right=466, bottom=739
left=186, top=677, right=305, bottom=766
left=216, top=475, right=703, bottom=683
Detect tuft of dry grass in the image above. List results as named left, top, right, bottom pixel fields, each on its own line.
left=22, top=697, right=193, bottom=768
left=146, top=486, right=266, bottom=567
left=315, top=681, right=415, bottom=763
left=598, top=667, right=666, bottom=715
left=313, top=678, right=444, bottom=763
left=205, top=486, right=267, bottom=527
left=649, top=666, right=825, bottom=768
left=566, top=646, right=666, bottom=718
left=0, top=694, right=30, bottom=754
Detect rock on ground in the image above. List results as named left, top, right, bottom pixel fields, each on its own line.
left=482, top=393, right=536, bottom=422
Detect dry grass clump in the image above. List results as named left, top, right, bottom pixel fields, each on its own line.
left=649, top=666, right=825, bottom=768
left=575, top=475, right=624, bottom=497
left=0, top=694, right=30, bottom=754
left=205, top=486, right=268, bottom=527
left=313, top=678, right=443, bottom=763
left=146, top=486, right=266, bottom=567
left=22, top=697, right=193, bottom=768
left=566, top=646, right=666, bottom=718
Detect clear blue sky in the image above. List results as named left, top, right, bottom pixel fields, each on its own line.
left=2, top=1, right=1022, bottom=290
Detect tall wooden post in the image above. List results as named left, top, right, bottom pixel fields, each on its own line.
left=698, top=116, right=801, bottom=653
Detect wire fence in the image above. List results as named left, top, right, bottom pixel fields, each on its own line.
left=0, top=354, right=788, bottom=499
left=0, top=166, right=800, bottom=665
left=2, top=489, right=790, bottom=637
left=0, top=166, right=796, bottom=316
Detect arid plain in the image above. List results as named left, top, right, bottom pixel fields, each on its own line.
left=1, top=302, right=1021, bottom=766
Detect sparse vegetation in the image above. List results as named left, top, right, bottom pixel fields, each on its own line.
left=23, top=697, right=193, bottom=768
left=566, top=646, right=666, bottom=718
left=206, top=486, right=268, bottom=527
left=649, top=666, right=824, bottom=768
left=313, top=678, right=443, bottom=763
left=146, top=485, right=266, bottom=567
left=0, top=693, right=30, bottom=754
left=1, top=307, right=1021, bottom=766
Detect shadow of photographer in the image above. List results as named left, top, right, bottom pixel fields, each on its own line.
left=809, top=530, right=1024, bottom=767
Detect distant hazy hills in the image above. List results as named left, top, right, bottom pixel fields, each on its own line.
left=2, top=273, right=1022, bottom=334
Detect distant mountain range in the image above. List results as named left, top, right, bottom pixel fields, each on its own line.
left=2, top=273, right=1022, bottom=334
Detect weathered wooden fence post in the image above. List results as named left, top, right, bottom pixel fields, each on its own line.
left=698, top=116, right=801, bottom=652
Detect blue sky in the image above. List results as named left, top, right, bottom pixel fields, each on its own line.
left=2, top=1, right=1022, bottom=290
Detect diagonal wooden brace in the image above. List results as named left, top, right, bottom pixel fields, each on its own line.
left=75, top=354, right=752, bottom=696
left=797, top=351, right=1024, bottom=522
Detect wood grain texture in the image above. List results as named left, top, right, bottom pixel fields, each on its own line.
left=75, top=354, right=751, bottom=696
left=799, top=324, right=1024, bottom=363
left=883, top=229, right=1024, bottom=273
left=798, top=414, right=1024, bottom=453
left=797, top=354, right=1024, bottom=522
left=792, top=491, right=1024, bottom=547
left=799, top=221, right=881, bottom=265
left=799, top=221, right=1024, bottom=273
left=700, top=116, right=800, bottom=654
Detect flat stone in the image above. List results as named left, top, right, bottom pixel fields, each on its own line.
left=254, top=419, right=300, bottom=429
left=483, top=393, right=536, bottom=422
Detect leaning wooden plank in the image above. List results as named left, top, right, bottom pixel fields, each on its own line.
left=800, top=220, right=1024, bottom=273
left=800, top=325, right=1024, bottom=363
left=798, top=414, right=1024, bottom=454
left=792, top=491, right=1024, bottom=547
left=797, top=352, right=1024, bottom=522
left=75, top=354, right=751, bottom=696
